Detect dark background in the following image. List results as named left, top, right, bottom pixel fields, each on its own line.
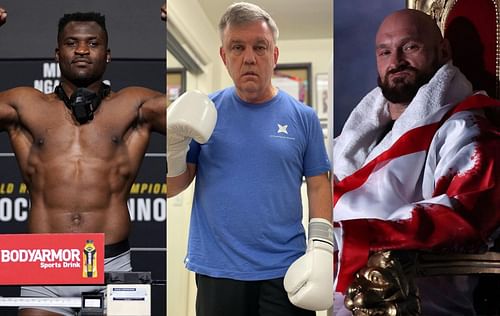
left=0, top=0, right=164, bottom=59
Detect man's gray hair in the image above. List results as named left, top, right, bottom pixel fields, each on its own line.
left=218, top=2, right=279, bottom=43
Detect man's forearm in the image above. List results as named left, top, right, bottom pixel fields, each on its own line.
left=306, top=173, right=332, bottom=222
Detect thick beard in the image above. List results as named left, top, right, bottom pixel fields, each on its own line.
left=378, top=61, right=440, bottom=104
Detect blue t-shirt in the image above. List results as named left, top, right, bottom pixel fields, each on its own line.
left=185, top=87, right=330, bottom=280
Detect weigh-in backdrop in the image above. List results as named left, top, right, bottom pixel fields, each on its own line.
left=0, top=1, right=165, bottom=314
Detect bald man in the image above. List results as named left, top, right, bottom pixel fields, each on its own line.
left=333, top=9, right=500, bottom=315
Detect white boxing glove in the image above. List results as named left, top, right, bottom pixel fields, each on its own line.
left=284, top=218, right=334, bottom=311
left=167, top=90, right=217, bottom=177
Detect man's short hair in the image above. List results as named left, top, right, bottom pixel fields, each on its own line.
left=218, top=2, right=279, bottom=43
left=57, top=12, right=108, bottom=45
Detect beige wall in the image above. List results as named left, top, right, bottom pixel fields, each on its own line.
left=166, top=50, right=181, bottom=68
left=166, top=0, right=222, bottom=94
left=167, top=1, right=332, bottom=315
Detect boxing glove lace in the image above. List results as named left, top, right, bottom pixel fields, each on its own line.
left=167, top=90, right=217, bottom=177
left=284, top=218, right=334, bottom=311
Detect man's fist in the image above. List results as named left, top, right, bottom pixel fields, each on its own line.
left=161, top=4, right=166, bottom=21
left=284, top=218, right=334, bottom=311
left=0, top=8, right=7, bottom=27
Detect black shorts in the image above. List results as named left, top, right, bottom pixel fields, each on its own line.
left=195, top=274, right=316, bottom=316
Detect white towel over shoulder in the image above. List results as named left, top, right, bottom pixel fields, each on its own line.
left=333, top=62, right=473, bottom=180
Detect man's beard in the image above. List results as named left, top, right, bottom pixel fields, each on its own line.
left=378, top=61, right=440, bottom=104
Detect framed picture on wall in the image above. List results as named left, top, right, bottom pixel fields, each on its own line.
left=315, top=72, right=329, bottom=137
left=272, top=63, right=312, bottom=106
left=315, top=73, right=329, bottom=120
left=167, top=68, right=187, bottom=107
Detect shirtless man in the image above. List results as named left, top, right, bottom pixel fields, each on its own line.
left=0, top=8, right=165, bottom=316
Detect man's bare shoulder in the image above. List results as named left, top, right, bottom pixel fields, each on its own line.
left=107, top=87, right=164, bottom=114
left=0, top=86, right=50, bottom=105
left=1, top=86, right=46, bottom=96
left=112, top=86, right=163, bottom=99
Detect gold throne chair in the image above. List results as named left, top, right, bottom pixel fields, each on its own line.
left=343, top=2, right=500, bottom=314
left=408, top=1, right=500, bottom=313
left=409, top=0, right=500, bottom=98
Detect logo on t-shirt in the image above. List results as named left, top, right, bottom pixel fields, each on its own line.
left=270, top=123, right=295, bottom=140
left=277, top=124, right=288, bottom=134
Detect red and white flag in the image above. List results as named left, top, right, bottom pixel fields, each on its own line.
left=333, top=84, right=500, bottom=291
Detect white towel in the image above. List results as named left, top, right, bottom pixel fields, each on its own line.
left=333, top=62, right=473, bottom=180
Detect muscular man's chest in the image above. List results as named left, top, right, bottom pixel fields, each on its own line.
left=17, top=103, right=139, bottom=156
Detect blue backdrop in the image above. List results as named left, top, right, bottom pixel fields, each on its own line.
left=333, top=0, right=404, bottom=136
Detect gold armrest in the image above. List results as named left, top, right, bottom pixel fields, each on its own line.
left=415, top=251, right=500, bottom=276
